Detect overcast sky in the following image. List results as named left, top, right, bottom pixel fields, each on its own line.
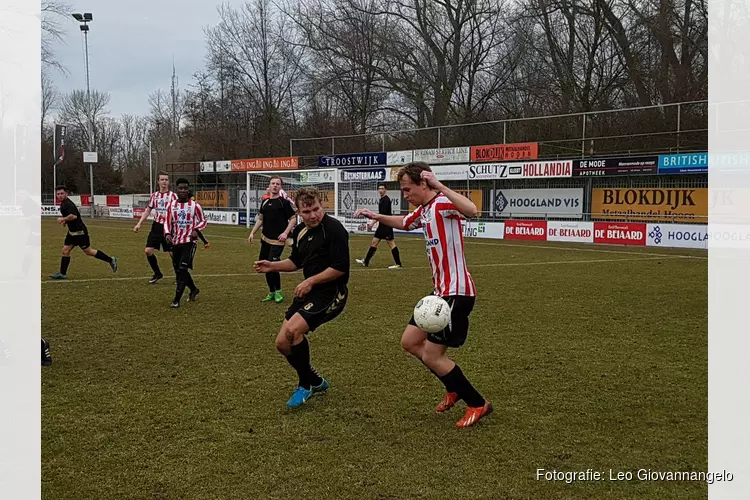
left=52, top=0, right=245, bottom=118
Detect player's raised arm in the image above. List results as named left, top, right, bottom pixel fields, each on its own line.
left=420, top=170, right=478, bottom=218
left=354, top=209, right=407, bottom=230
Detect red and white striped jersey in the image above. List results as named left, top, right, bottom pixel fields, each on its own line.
left=403, top=194, right=476, bottom=297
left=163, top=200, right=208, bottom=245
left=148, top=190, right=178, bottom=224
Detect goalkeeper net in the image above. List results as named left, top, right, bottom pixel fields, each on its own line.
left=245, top=167, right=408, bottom=235
left=336, top=169, right=404, bottom=234
left=244, top=169, right=337, bottom=228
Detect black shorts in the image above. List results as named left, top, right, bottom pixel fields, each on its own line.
left=285, top=284, right=348, bottom=332
left=374, top=224, right=394, bottom=241
left=259, top=240, right=284, bottom=263
left=171, top=242, right=197, bottom=271
left=409, top=295, right=476, bottom=348
left=64, top=233, right=91, bottom=250
left=146, top=222, right=172, bottom=252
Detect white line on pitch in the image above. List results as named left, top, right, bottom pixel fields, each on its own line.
left=39, top=255, right=684, bottom=285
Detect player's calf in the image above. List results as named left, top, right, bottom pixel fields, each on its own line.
left=145, top=247, right=164, bottom=282
left=85, top=247, right=118, bottom=272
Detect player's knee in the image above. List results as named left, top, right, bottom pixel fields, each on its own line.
left=401, top=336, right=420, bottom=355
left=275, top=334, right=290, bottom=353
left=144, top=247, right=154, bottom=256
left=421, top=348, right=441, bottom=367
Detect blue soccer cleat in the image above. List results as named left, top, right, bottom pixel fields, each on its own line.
left=286, top=386, right=313, bottom=408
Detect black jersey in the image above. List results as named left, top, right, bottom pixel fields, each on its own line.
left=289, top=214, right=350, bottom=290
left=260, top=196, right=296, bottom=241
left=378, top=195, right=392, bottom=216
left=59, top=198, right=87, bottom=234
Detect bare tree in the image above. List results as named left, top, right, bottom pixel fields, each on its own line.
left=58, top=89, right=111, bottom=150
left=291, top=0, right=388, bottom=141
left=120, top=114, right=149, bottom=169
left=42, top=1, right=72, bottom=74
left=205, top=0, right=305, bottom=155
left=41, top=68, right=59, bottom=131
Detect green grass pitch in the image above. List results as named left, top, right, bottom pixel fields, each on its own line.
left=41, top=218, right=707, bottom=499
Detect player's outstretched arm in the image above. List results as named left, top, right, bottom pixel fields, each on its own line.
left=421, top=171, right=478, bottom=217
left=354, top=209, right=406, bottom=230
left=254, top=258, right=297, bottom=273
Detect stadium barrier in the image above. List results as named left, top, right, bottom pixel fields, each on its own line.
left=42, top=202, right=708, bottom=250
left=339, top=218, right=708, bottom=250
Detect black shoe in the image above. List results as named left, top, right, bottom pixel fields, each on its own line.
left=170, top=300, right=180, bottom=308
left=41, top=339, right=52, bottom=366
left=187, top=288, right=200, bottom=302
left=149, top=274, right=163, bottom=284
left=110, top=257, right=118, bottom=273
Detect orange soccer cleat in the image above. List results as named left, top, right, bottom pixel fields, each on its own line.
left=456, top=401, right=493, bottom=428
left=435, top=392, right=459, bottom=413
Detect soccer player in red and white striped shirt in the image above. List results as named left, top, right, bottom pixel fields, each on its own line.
left=133, top=172, right=179, bottom=284
left=163, top=178, right=208, bottom=308
left=355, top=162, right=492, bottom=428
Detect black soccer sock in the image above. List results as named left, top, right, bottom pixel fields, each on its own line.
left=266, top=272, right=281, bottom=292
left=285, top=342, right=309, bottom=389
left=364, top=246, right=377, bottom=264
left=298, top=336, right=323, bottom=388
left=286, top=337, right=322, bottom=389
left=443, top=364, right=485, bottom=407
left=391, top=247, right=402, bottom=266
left=60, top=256, right=71, bottom=275
left=94, top=250, right=112, bottom=263
left=147, top=254, right=162, bottom=275
left=185, top=271, right=196, bottom=292
left=174, top=269, right=188, bottom=302
left=437, top=367, right=461, bottom=395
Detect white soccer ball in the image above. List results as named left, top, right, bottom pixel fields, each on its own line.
left=413, top=295, right=451, bottom=334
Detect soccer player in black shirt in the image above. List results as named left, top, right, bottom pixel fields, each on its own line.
left=248, top=176, right=296, bottom=303
left=48, top=185, right=118, bottom=279
left=355, top=184, right=403, bottom=268
left=254, top=187, right=349, bottom=408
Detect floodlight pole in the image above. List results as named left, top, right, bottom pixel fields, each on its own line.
left=83, top=21, right=94, bottom=209
left=73, top=13, right=95, bottom=214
